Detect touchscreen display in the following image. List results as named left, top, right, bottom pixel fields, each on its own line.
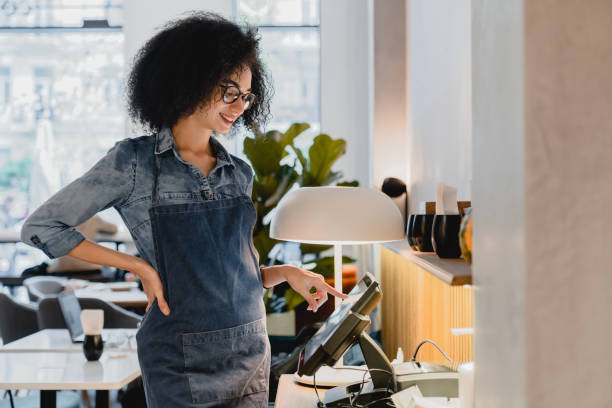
left=302, top=283, right=365, bottom=363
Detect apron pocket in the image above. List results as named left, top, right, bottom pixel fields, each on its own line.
left=181, top=319, right=269, bottom=405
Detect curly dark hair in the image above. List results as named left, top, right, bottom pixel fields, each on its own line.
left=127, top=12, right=272, bottom=133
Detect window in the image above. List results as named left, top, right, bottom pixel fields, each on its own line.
left=231, top=0, right=320, bottom=154
left=0, top=1, right=124, bottom=275
left=0, top=1, right=321, bottom=275
left=0, top=67, right=9, bottom=106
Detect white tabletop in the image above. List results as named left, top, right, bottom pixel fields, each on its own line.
left=74, top=285, right=148, bottom=308
left=1, top=329, right=138, bottom=353
left=275, top=374, right=330, bottom=408
left=0, top=351, right=141, bottom=390
left=95, top=228, right=133, bottom=244
left=0, top=229, right=20, bottom=243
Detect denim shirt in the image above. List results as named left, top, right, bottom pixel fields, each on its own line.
left=20, top=127, right=254, bottom=272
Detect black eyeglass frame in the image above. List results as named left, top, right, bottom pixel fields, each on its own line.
left=218, top=84, right=257, bottom=110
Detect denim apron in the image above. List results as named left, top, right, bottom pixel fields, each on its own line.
left=136, top=151, right=270, bottom=407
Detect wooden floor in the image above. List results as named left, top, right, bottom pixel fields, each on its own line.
left=380, top=247, right=473, bottom=367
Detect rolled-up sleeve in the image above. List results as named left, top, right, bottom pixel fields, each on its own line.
left=20, top=139, right=136, bottom=259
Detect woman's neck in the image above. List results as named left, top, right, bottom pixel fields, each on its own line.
left=171, top=118, right=214, bottom=157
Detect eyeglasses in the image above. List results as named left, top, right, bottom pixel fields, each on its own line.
left=219, top=85, right=256, bottom=110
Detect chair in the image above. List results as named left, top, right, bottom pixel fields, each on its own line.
left=37, top=296, right=141, bottom=329
left=23, top=276, right=67, bottom=302
left=0, top=293, right=39, bottom=344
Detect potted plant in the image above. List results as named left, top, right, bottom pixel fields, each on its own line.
left=244, top=123, right=358, bottom=329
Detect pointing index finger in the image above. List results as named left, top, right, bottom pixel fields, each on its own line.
left=317, top=280, right=348, bottom=299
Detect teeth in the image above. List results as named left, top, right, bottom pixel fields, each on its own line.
left=221, top=113, right=234, bottom=123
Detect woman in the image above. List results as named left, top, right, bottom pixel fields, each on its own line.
left=21, top=12, right=346, bottom=407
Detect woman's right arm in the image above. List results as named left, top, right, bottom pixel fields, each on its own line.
left=68, top=240, right=169, bottom=314
left=20, top=140, right=169, bottom=315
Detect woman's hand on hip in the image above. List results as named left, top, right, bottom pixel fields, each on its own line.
left=63, top=240, right=170, bottom=315
left=132, top=258, right=170, bottom=316
left=284, top=266, right=348, bottom=312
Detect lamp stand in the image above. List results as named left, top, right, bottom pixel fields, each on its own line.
left=334, top=243, right=343, bottom=367
left=334, top=244, right=342, bottom=308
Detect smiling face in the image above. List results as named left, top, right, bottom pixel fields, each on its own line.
left=197, top=66, right=253, bottom=135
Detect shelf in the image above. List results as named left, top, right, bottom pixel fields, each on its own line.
left=381, top=240, right=472, bottom=286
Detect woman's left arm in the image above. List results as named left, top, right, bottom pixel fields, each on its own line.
left=243, top=165, right=348, bottom=311
left=260, top=265, right=348, bottom=312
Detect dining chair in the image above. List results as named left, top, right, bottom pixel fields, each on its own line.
left=23, top=276, right=67, bottom=302
left=37, top=296, right=141, bottom=329
left=0, top=292, right=39, bottom=344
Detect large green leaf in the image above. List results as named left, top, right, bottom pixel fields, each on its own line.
left=243, top=135, right=285, bottom=178
left=284, top=288, right=306, bottom=311
left=336, top=180, right=359, bottom=187
left=322, top=170, right=343, bottom=186
left=264, top=129, right=283, bottom=142
left=253, top=227, right=278, bottom=266
left=299, top=170, right=317, bottom=187
left=259, top=174, right=280, bottom=201
left=299, top=243, right=332, bottom=255
left=264, top=166, right=298, bottom=207
left=281, top=123, right=310, bottom=149
left=307, top=256, right=356, bottom=279
left=292, top=145, right=308, bottom=170
left=308, top=134, right=346, bottom=185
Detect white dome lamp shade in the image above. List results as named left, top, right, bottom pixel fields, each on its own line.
left=270, top=186, right=405, bottom=307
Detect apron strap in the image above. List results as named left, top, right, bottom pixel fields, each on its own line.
left=152, top=152, right=162, bottom=207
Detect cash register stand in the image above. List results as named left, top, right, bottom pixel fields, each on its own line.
left=322, top=331, right=397, bottom=407
left=274, top=331, right=397, bottom=408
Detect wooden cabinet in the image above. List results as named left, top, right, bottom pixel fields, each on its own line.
left=380, top=246, right=473, bottom=366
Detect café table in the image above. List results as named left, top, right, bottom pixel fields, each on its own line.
left=96, top=229, right=134, bottom=251
left=0, top=328, right=140, bottom=408
left=274, top=374, right=331, bottom=408
left=0, top=229, right=20, bottom=244
left=0, top=351, right=140, bottom=408
left=0, top=328, right=138, bottom=353
left=73, top=283, right=148, bottom=309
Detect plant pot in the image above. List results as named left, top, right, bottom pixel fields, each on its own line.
left=266, top=310, right=296, bottom=336
left=294, top=297, right=335, bottom=335
left=412, top=214, right=435, bottom=252
left=431, top=214, right=463, bottom=258
left=406, top=214, right=416, bottom=247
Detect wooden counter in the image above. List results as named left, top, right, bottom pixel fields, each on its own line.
left=382, top=241, right=472, bottom=285
left=379, top=244, right=473, bottom=365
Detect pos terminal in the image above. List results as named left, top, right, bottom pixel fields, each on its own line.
left=296, top=273, right=396, bottom=407
left=296, top=273, right=458, bottom=407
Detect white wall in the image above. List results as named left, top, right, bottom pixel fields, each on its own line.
left=372, top=0, right=409, bottom=190
left=407, top=0, right=472, bottom=212
left=320, top=0, right=376, bottom=305
left=471, top=0, right=526, bottom=406
left=320, top=0, right=373, bottom=187
left=473, top=0, right=612, bottom=406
